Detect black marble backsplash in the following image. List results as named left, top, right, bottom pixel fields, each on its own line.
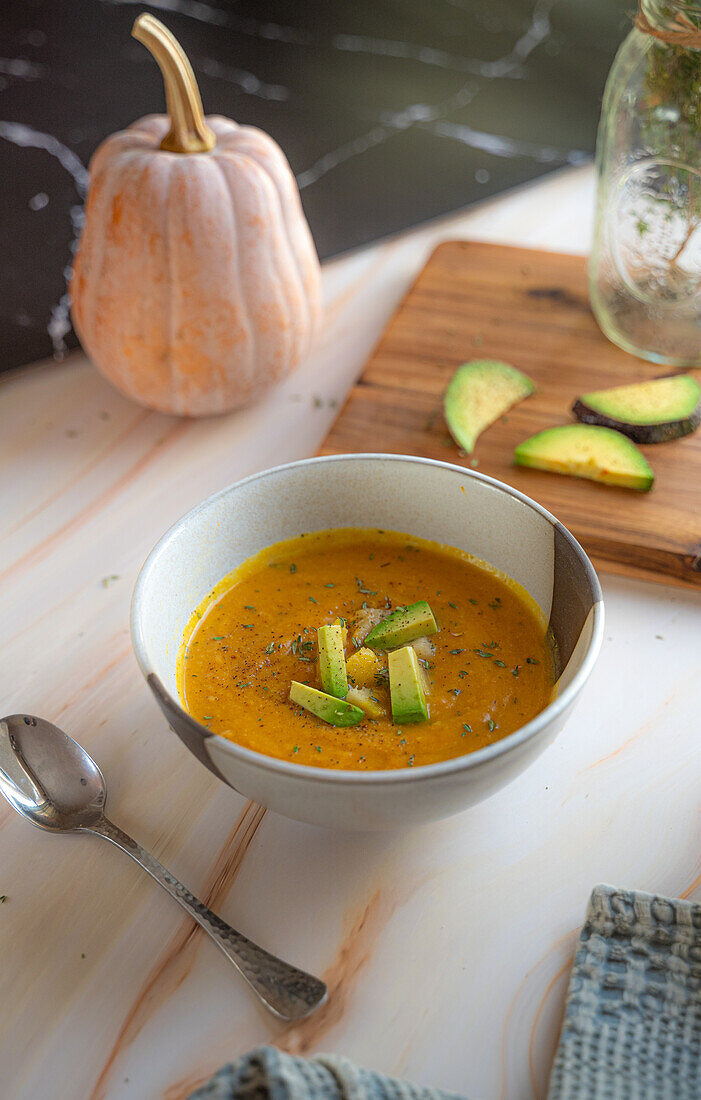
left=1, top=0, right=630, bottom=372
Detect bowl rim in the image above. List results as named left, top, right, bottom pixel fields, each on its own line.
left=131, top=453, right=604, bottom=786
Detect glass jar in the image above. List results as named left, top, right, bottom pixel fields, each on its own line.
left=589, top=1, right=701, bottom=366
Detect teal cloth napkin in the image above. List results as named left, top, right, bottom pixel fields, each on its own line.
left=548, top=884, right=701, bottom=1099
left=189, top=886, right=701, bottom=1100
left=187, top=1046, right=464, bottom=1100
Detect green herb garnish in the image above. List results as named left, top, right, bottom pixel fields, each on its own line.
left=355, top=577, right=376, bottom=595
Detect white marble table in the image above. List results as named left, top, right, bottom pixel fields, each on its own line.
left=2, top=165, right=700, bottom=1100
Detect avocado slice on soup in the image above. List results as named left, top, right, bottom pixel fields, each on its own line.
left=317, top=624, right=349, bottom=698
left=365, top=601, right=438, bottom=651
left=289, top=682, right=364, bottom=726
left=388, top=646, right=429, bottom=724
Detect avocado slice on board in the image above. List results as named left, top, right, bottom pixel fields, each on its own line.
left=388, top=646, right=429, bottom=724
left=444, top=359, right=536, bottom=454
left=365, top=601, right=438, bottom=651
left=289, top=682, right=364, bottom=726
left=317, top=624, right=348, bottom=698
left=514, top=424, right=654, bottom=492
left=573, top=375, right=701, bottom=444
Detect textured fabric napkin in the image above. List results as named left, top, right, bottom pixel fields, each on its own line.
left=548, top=884, right=701, bottom=1099
left=187, top=1046, right=465, bottom=1100
left=189, top=886, right=701, bottom=1100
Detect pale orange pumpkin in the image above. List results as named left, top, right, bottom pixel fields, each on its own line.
left=70, top=15, right=321, bottom=416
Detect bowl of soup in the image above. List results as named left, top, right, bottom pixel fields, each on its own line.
left=131, top=454, right=603, bottom=830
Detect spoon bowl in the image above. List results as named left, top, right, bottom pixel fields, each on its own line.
left=0, top=713, right=327, bottom=1020
left=0, top=715, right=105, bottom=831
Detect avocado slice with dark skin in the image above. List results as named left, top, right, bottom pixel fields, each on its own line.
left=514, top=424, right=654, bottom=492
left=365, top=601, right=438, bottom=651
left=572, top=375, right=701, bottom=444
left=444, top=359, right=536, bottom=454
left=317, top=624, right=348, bottom=698
left=388, top=646, right=429, bottom=724
left=289, top=682, right=364, bottom=726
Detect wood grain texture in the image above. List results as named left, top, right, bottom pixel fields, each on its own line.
left=320, top=240, right=701, bottom=588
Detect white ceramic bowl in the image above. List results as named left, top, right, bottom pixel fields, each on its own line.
left=132, top=455, right=603, bottom=830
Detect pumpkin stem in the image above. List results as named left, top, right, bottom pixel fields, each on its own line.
left=132, top=13, right=216, bottom=154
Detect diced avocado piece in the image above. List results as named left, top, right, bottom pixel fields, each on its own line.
left=346, top=646, right=382, bottom=688
left=388, top=646, right=429, bottom=724
left=317, top=624, right=348, bottom=698
left=572, top=374, right=701, bottom=444
left=365, top=601, right=438, bottom=651
left=289, top=682, right=363, bottom=726
left=347, top=686, right=386, bottom=719
left=514, top=424, right=654, bottom=492
left=444, top=359, right=535, bottom=454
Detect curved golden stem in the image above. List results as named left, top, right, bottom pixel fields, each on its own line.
left=132, top=13, right=216, bottom=154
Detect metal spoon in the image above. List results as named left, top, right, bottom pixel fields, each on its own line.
left=0, top=714, right=327, bottom=1020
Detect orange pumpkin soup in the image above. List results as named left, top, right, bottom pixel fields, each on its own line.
left=178, top=528, right=554, bottom=770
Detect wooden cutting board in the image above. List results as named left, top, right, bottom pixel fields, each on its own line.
left=320, top=240, right=701, bottom=589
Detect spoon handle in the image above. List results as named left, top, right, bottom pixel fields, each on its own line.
left=89, top=815, right=327, bottom=1020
